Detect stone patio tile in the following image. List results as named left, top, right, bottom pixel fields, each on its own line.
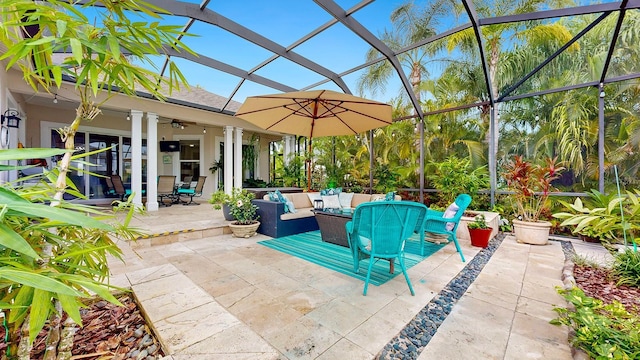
left=224, top=260, right=283, bottom=286
left=510, top=311, right=570, bottom=347
left=504, top=332, right=572, bottom=360
left=179, top=323, right=278, bottom=357
left=166, top=253, right=229, bottom=285
left=214, top=284, right=256, bottom=309
left=154, top=301, right=242, bottom=353
left=253, top=272, right=307, bottom=298
left=265, top=317, right=341, bottom=360
left=310, top=272, right=362, bottom=297
left=234, top=299, right=305, bottom=337
left=126, top=264, right=181, bottom=286
left=316, top=338, right=373, bottom=360
left=520, top=280, right=564, bottom=304
left=472, top=268, right=524, bottom=296
left=346, top=313, right=405, bottom=356
left=200, top=273, right=252, bottom=298
left=306, top=298, right=371, bottom=336
left=270, top=257, right=335, bottom=285
left=153, top=242, right=197, bottom=258
left=137, top=281, right=213, bottom=321
left=226, top=287, right=277, bottom=314
left=340, top=289, right=396, bottom=317
left=275, top=286, right=334, bottom=315
left=420, top=296, right=513, bottom=359
left=106, top=273, right=131, bottom=289
left=516, top=296, right=563, bottom=323
left=465, top=281, right=520, bottom=311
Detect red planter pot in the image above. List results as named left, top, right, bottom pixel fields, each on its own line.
left=469, top=227, right=493, bottom=248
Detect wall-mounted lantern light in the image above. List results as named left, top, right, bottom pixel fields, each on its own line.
left=1, top=109, right=22, bottom=128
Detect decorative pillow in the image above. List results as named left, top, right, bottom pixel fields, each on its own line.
left=267, top=191, right=279, bottom=202
left=285, top=199, right=297, bottom=213
left=384, top=191, right=396, bottom=201
left=307, top=192, right=322, bottom=204
left=338, top=192, right=354, bottom=208
left=320, top=187, right=342, bottom=196
left=274, top=189, right=290, bottom=213
left=443, top=202, right=460, bottom=231
left=321, top=194, right=341, bottom=209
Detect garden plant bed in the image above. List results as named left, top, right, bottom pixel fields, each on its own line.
left=573, top=264, right=640, bottom=314
left=0, top=293, right=164, bottom=360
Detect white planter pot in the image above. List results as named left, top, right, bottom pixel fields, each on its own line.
left=512, top=219, right=551, bottom=245
left=229, top=221, right=260, bottom=238
left=457, top=211, right=500, bottom=242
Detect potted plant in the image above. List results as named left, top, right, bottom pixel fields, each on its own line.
left=209, top=190, right=235, bottom=220
left=502, top=155, right=564, bottom=245
left=226, top=188, right=261, bottom=238
left=467, top=214, right=493, bottom=248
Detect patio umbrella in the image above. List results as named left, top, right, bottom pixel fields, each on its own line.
left=235, top=89, right=393, bottom=190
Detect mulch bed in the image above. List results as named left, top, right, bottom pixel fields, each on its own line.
left=0, top=294, right=164, bottom=360
left=574, top=264, right=640, bottom=315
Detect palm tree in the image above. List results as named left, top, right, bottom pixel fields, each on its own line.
left=446, top=0, right=576, bottom=157
left=357, top=0, right=451, bottom=106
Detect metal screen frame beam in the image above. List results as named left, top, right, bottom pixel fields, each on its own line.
left=147, top=0, right=352, bottom=94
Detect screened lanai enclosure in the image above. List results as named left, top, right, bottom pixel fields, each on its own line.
left=4, top=0, right=640, bottom=205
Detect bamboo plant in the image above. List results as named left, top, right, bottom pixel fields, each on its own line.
left=0, top=0, right=193, bottom=357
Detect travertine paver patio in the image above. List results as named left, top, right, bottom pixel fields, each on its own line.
left=106, top=204, right=608, bottom=359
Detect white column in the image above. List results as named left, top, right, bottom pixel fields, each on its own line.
left=146, top=112, right=159, bottom=211
left=224, top=126, right=233, bottom=195
left=130, top=110, right=143, bottom=208
left=283, top=135, right=292, bottom=165
left=234, top=127, right=243, bottom=189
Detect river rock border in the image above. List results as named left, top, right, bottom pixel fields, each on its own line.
left=558, top=240, right=591, bottom=360
left=376, top=233, right=506, bottom=359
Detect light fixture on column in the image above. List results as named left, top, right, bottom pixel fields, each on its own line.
left=599, top=83, right=605, bottom=98
left=126, top=113, right=131, bottom=121
left=180, top=125, right=184, bottom=130
left=203, top=128, right=206, bottom=134
left=53, top=94, right=58, bottom=104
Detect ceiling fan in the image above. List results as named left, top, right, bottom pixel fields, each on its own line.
left=166, top=119, right=196, bottom=129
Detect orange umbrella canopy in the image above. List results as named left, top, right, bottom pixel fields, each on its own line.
left=234, top=90, right=392, bottom=138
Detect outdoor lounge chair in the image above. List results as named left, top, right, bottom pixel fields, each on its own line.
left=421, top=194, right=471, bottom=262
left=110, top=174, right=127, bottom=201
left=177, top=176, right=206, bottom=205
left=346, top=201, right=428, bottom=296
left=157, top=175, right=177, bottom=206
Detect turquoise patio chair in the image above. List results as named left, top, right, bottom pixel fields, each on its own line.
left=421, top=194, right=471, bottom=262
left=346, top=201, right=428, bottom=296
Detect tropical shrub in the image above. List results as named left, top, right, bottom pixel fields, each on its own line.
left=427, top=156, right=488, bottom=206
left=554, top=189, right=640, bottom=244
left=551, top=287, right=640, bottom=359
left=372, top=162, right=398, bottom=193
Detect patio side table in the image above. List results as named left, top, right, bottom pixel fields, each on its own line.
left=313, top=209, right=353, bottom=248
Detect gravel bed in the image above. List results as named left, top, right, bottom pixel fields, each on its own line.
left=377, top=233, right=506, bottom=360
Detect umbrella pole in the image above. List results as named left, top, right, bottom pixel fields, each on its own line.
left=307, top=140, right=312, bottom=191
